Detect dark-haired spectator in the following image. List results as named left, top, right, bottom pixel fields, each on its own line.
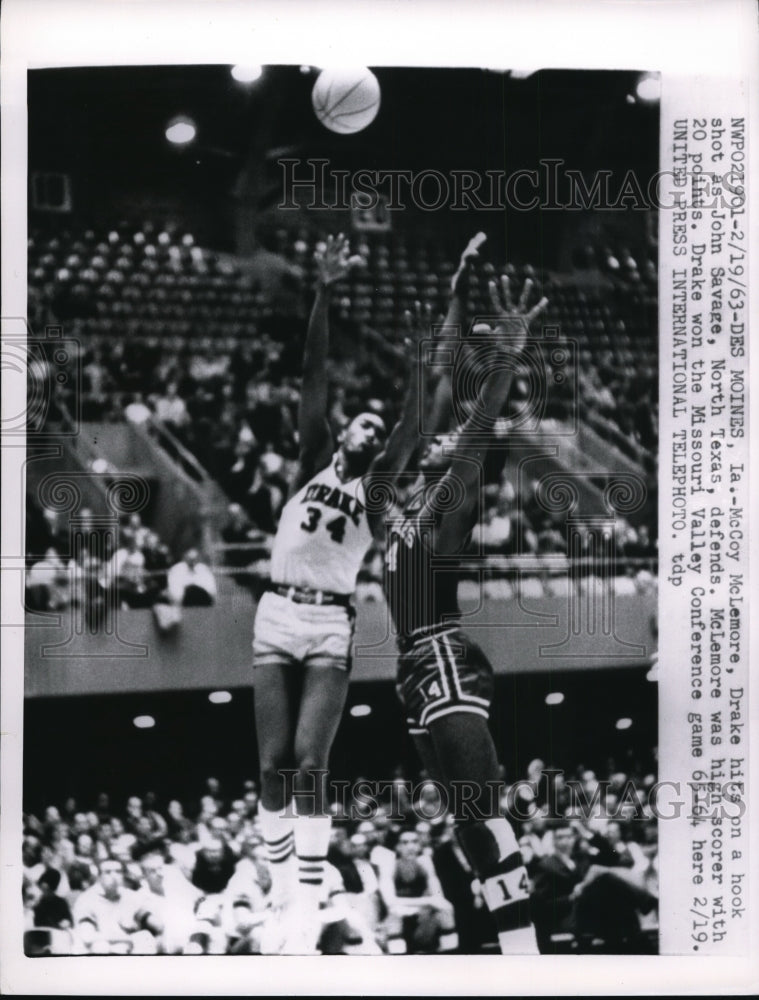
left=529, top=822, right=588, bottom=952
left=73, top=859, right=161, bottom=954
left=34, top=869, right=73, bottom=929
left=222, top=439, right=259, bottom=503
left=165, top=800, right=190, bottom=840
left=531, top=819, right=657, bottom=952
left=378, top=829, right=457, bottom=954
left=219, top=503, right=272, bottom=593
left=22, top=836, right=45, bottom=885
left=244, top=453, right=286, bottom=534
left=130, top=815, right=168, bottom=861
left=191, top=835, right=237, bottom=896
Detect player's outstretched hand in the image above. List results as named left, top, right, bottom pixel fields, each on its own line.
left=451, top=232, right=488, bottom=294
left=487, top=274, right=549, bottom=353
left=315, top=233, right=363, bottom=287
left=402, top=299, right=433, bottom=357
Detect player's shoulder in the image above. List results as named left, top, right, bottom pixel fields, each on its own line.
left=290, top=451, right=337, bottom=496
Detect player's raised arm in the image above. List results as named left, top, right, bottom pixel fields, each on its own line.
left=425, top=232, right=487, bottom=436
left=363, top=301, right=429, bottom=540
left=295, top=234, right=361, bottom=484
left=430, top=274, right=548, bottom=554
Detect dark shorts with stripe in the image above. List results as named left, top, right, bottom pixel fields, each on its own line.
left=395, top=628, right=495, bottom=735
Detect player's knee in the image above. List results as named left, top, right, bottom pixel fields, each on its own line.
left=259, top=749, right=293, bottom=791
left=293, top=737, right=330, bottom=775
left=294, top=750, right=329, bottom=784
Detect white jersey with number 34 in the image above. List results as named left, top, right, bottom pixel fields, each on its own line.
left=269, top=456, right=372, bottom=595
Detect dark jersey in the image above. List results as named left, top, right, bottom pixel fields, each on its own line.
left=383, top=507, right=472, bottom=648
left=394, top=860, right=430, bottom=898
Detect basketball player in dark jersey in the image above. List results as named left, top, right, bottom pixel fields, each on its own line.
left=383, top=268, right=548, bottom=953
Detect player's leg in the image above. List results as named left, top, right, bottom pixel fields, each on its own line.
left=410, top=730, right=446, bottom=787
left=252, top=659, right=300, bottom=912
left=426, top=711, right=538, bottom=954
left=254, top=660, right=300, bottom=810
left=291, top=663, right=349, bottom=887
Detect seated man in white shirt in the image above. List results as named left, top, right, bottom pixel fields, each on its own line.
left=167, top=548, right=217, bottom=607
left=138, top=851, right=201, bottom=954
left=72, top=858, right=162, bottom=954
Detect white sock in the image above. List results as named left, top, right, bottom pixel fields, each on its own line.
left=496, top=925, right=539, bottom=954
left=439, top=930, right=459, bottom=953
left=458, top=817, right=540, bottom=955
left=258, top=802, right=296, bottom=907
left=293, top=814, right=332, bottom=910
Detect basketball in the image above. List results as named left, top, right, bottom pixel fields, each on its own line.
left=311, top=68, right=381, bottom=134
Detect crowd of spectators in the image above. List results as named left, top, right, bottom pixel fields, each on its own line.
left=28, top=218, right=657, bottom=464
left=25, top=470, right=658, bottom=622
left=26, top=219, right=658, bottom=605
left=25, top=497, right=216, bottom=620
left=22, top=756, right=659, bottom=956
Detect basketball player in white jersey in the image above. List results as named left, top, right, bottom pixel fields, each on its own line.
left=252, top=234, right=423, bottom=953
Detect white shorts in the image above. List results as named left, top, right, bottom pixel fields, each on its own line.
left=252, top=591, right=356, bottom=672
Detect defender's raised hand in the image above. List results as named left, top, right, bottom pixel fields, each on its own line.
left=315, top=233, right=363, bottom=287
left=451, top=231, right=488, bottom=294
left=402, top=299, right=433, bottom=358
left=487, top=274, right=549, bottom=353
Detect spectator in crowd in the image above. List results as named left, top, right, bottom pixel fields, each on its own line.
left=167, top=548, right=217, bottom=607
left=33, top=868, right=74, bottom=930
left=536, top=515, right=566, bottom=555
left=23, top=739, right=659, bottom=955
left=167, top=821, right=202, bottom=882
left=123, top=392, right=153, bottom=425
left=529, top=821, right=588, bottom=951
left=191, top=834, right=237, bottom=896
left=530, top=818, right=657, bottom=953
left=73, top=858, right=162, bottom=954
left=501, top=509, right=538, bottom=556
left=316, top=832, right=383, bottom=955
left=378, top=829, right=458, bottom=954
left=26, top=548, right=70, bottom=611
left=226, top=833, right=271, bottom=909
left=141, top=530, right=172, bottom=599
left=154, top=381, right=190, bottom=432
left=139, top=850, right=201, bottom=954
left=23, top=835, right=46, bottom=886
left=130, top=814, right=168, bottom=861
left=431, top=817, right=496, bottom=954
left=109, top=532, right=150, bottom=609
left=244, top=452, right=286, bottom=534
left=219, top=503, right=272, bottom=594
